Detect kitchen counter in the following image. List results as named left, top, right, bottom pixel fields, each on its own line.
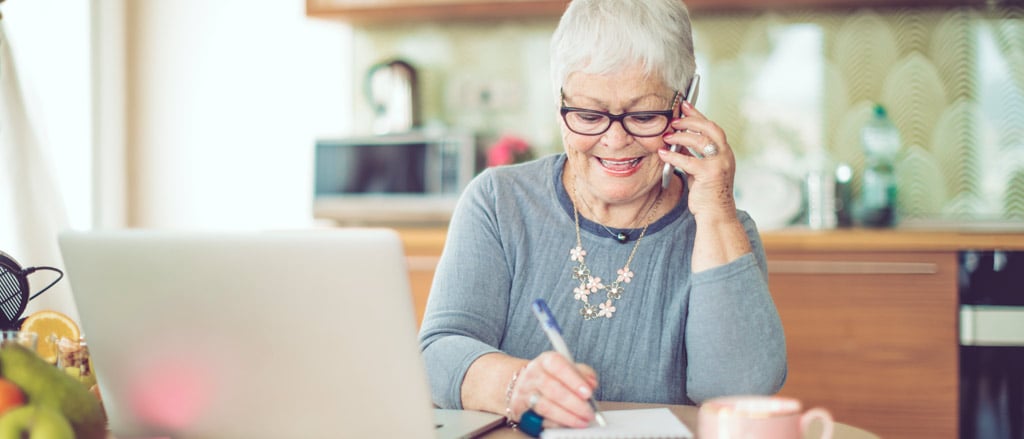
left=396, top=225, right=1024, bottom=253
left=762, top=226, right=1024, bottom=252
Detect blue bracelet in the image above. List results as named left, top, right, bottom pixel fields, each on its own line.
left=519, top=409, right=544, bottom=437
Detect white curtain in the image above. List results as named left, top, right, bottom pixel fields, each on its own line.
left=0, top=21, right=81, bottom=323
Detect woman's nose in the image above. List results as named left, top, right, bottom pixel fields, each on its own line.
left=601, top=119, right=632, bottom=147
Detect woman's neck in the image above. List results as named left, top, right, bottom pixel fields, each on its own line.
left=563, top=168, right=680, bottom=229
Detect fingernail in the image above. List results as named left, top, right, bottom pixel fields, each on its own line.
left=658, top=149, right=669, bottom=156
left=578, top=386, right=592, bottom=398
left=682, top=100, right=693, bottom=109
left=662, top=132, right=673, bottom=139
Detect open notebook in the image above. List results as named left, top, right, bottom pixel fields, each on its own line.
left=541, top=408, right=693, bottom=439
left=59, top=229, right=502, bottom=439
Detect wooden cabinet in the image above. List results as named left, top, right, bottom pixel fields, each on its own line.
left=306, top=0, right=989, bottom=23
left=395, top=227, right=1020, bottom=438
left=397, top=228, right=447, bottom=327
left=306, top=0, right=569, bottom=23
left=766, top=250, right=959, bottom=439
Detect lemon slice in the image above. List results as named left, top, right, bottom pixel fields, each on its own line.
left=20, top=310, right=81, bottom=363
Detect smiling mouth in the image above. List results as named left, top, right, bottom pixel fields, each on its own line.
left=598, top=157, right=643, bottom=171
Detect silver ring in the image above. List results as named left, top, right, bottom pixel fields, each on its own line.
left=702, top=142, right=719, bottom=157
left=527, top=393, right=540, bottom=410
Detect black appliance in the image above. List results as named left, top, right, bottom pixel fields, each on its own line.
left=959, top=250, right=1024, bottom=439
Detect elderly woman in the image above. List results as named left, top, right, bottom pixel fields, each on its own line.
left=418, top=0, right=786, bottom=430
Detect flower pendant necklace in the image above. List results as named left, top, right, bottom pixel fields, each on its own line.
left=569, top=184, right=663, bottom=320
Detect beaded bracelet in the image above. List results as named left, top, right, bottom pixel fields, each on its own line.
left=504, top=366, right=526, bottom=428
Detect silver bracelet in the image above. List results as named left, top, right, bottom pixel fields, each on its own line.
left=504, top=366, right=526, bottom=428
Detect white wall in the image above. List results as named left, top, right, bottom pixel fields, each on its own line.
left=1, top=0, right=90, bottom=322
left=4, top=0, right=91, bottom=230
left=127, top=0, right=352, bottom=229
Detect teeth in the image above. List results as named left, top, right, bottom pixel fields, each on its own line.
left=600, top=158, right=640, bottom=167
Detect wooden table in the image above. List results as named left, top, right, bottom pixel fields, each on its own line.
left=481, top=401, right=880, bottom=438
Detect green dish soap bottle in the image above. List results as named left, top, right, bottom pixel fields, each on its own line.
left=856, top=104, right=900, bottom=227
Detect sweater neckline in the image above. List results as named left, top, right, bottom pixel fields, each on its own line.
left=552, top=154, right=687, bottom=242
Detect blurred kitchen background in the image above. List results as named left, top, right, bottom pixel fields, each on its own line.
left=346, top=5, right=1024, bottom=229
left=2, top=2, right=1023, bottom=439
left=3, top=0, right=1021, bottom=233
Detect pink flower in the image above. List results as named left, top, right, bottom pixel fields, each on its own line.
left=597, top=300, right=616, bottom=318
left=486, top=135, right=534, bottom=167
left=616, top=268, right=634, bottom=283
left=574, top=284, right=590, bottom=302
left=570, top=246, right=586, bottom=262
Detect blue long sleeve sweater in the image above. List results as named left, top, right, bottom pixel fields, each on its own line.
left=418, top=153, right=786, bottom=409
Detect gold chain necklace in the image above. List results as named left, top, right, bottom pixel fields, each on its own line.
left=569, top=184, right=663, bottom=320
left=576, top=190, right=646, bottom=244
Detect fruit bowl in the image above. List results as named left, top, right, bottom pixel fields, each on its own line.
left=0, top=344, right=107, bottom=438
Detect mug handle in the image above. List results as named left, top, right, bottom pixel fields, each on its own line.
left=800, top=408, right=834, bottom=439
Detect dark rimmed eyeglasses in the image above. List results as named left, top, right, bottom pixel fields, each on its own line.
left=560, top=89, right=681, bottom=137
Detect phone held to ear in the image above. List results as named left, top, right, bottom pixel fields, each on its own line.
left=662, top=74, right=701, bottom=190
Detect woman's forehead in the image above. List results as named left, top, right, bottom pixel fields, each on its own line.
left=564, top=65, right=668, bottom=90
left=563, top=70, right=672, bottom=105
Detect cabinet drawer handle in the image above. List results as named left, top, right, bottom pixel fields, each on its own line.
left=768, top=260, right=938, bottom=274
left=406, top=256, right=440, bottom=272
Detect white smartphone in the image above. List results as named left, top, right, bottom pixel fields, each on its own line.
left=662, top=74, right=701, bottom=190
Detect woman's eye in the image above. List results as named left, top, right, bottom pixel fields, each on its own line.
left=630, top=115, right=659, bottom=123
left=576, top=113, right=606, bottom=123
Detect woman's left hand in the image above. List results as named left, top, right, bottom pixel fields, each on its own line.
left=658, top=100, right=738, bottom=223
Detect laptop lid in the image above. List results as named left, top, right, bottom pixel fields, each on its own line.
left=434, top=408, right=505, bottom=439
left=59, top=228, right=438, bottom=438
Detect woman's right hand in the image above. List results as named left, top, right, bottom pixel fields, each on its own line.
left=509, top=351, right=599, bottom=429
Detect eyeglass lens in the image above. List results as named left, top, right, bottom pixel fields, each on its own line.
left=563, top=110, right=671, bottom=137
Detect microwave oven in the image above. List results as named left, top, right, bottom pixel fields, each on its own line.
left=313, top=130, right=477, bottom=224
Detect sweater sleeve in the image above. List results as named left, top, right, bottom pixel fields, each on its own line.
left=683, top=212, right=787, bottom=403
left=417, top=171, right=508, bottom=409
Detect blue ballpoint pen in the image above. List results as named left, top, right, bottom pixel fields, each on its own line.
left=531, top=299, right=608, bottom=427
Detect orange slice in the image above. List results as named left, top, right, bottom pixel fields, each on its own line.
left=20, top=310, right=81, bottom=363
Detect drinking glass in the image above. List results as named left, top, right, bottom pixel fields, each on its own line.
left=0, top=330, right=39, bottom=351
left=56, top=337, right=96, bottom=388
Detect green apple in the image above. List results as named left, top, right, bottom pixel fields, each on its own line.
left=0, top=404, right=74, bottom=439
left=0, top=344, right=107, bottom=438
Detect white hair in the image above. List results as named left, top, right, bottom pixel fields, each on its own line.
left=550, top=0, right=696, bottom=98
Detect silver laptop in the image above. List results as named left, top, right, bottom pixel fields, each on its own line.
left=59, top=229, right=502, bottom=439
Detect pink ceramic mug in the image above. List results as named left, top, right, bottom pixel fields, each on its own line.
left=698, top=395, right=834, bottom=439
